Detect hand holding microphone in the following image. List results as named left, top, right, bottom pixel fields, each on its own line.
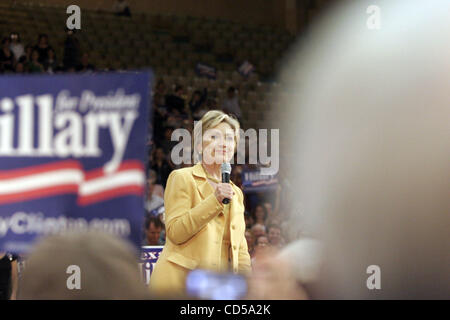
left=214, top=163, right=234, bottom=204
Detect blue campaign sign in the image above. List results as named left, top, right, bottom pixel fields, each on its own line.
left=140, top=246, right=163, bottom=285
left=0, top=71, right=152, bottom=253
left=195, top=62, right=217, bottom=79
left=238, top=60, right=255, bottom=78
left=241, top=168, right=278, bottom=193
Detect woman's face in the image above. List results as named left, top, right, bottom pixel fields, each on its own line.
left=256, top=236, right=269, bottom=247
left=201, top=122, right=236, bottom=165
left=255, top=206, right=265, bottom=221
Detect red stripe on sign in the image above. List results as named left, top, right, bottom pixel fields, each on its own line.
left=77, top=185, right=144, bottom=206
left=0, top=160, right=82, bottom=180
left=84, top=160, right=145, bottom=181
left=0, top=184, right=79, bottom=205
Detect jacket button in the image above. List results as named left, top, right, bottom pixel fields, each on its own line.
left=233, top=245, right=237, bottom=250
left=231, top=225, right=236, bottom=230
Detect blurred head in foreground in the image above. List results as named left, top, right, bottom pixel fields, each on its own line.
left=19, top=231, right=150, bottom=299
left=277, top=0, right=450, bottom=299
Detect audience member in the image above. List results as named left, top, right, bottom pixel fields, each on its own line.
left=33, top=34, right=52, bottom=64
left=246, top=245, right=309, bottom=300
left=0, top=252, right=18, bottom=300
left=165, top=85, right=187, bottom=116
left=76, top=53, right=96, bottom=72
left=250, top=224, right=266, bottom=240
left=251, top=204, right=268, bottom=226
left=151, top=147, right=172, bottom=188
left=26, top=49, right=44, bottom=73
left=63, top=29, right=81, bottom=70
left=188, top=88, right=207, bottom=115
left=19, top=231, right=151, bottom=299
left=244, top=230, right=255, bottom=257
left=148, top=169, right=164, bottom=198
left=267, top=224, right=284, bottom=248
left=143, top=216, right=164, bottom=246
left=9, top=32, right=24, bottom=61
left=113, top=0, right=131, bottom=17
left=244, top=211, right=254, bottom=229
left=146, top=170, right=165, bottom=213
left=222, top=86, right=241, bottom=119
left=160, top=126, right=177, bottom=155
left=0, top=38, right=15, bottom=72
left=20, top=44, right=32, bottom=64
left=14, top=62, right=24, bottom=73
left=43, top=48, right=58, bottom=73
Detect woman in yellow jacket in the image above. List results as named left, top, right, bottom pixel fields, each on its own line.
left=150, top=110, right=251, bottom=296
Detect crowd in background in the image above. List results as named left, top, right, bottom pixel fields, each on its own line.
left=0, top=31, right=97, bottom=74
left=0, top=16, right=296, bottom=300
left=1, top=28, right=294, bottom=260
left=144, top=77, right=295, bottom=263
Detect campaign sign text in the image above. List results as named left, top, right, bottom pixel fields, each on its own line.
left=140, top=246, right=163, bottom=285
left=0, top=72, right=152, bottom=253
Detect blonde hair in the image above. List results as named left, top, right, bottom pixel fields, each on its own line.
left=193, top=110, right=240, bottom=163
left=19, top=231, right=151, bottom=299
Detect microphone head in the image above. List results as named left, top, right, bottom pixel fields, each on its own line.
left=221, top=162, right=231, bottom=174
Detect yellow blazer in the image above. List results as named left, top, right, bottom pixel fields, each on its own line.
left=150, top=162, right=251, bottom=295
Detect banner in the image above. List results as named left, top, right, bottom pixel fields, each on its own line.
left=148, top=204, right=165, bottom=218
left=0, top=72, right=152, bottom=253
left=195, top=63, right=217, bottom=79
left=140, top=245, right=163, bottom=285
left=241, top=168, right=278, bottom=193
left=238, top=60, right=255, bottom=78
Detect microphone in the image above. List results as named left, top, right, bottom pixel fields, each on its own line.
left=221, top=162, right=231, bottom=204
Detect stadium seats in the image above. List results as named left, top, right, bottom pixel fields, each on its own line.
left=0, top=3, right=297, bottom=130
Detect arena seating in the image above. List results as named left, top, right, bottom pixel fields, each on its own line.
left=0, top=2, right=300, bottom=130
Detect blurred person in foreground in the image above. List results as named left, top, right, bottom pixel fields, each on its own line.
left=19, top=231, right=150, bottom=299
left=246, top=238, right=321, bottom=300
left=150, top=110, right=251, bottom=296
left=0, top=252, right=18, bottom=300
left=271, top=0, right=450, bottom=299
